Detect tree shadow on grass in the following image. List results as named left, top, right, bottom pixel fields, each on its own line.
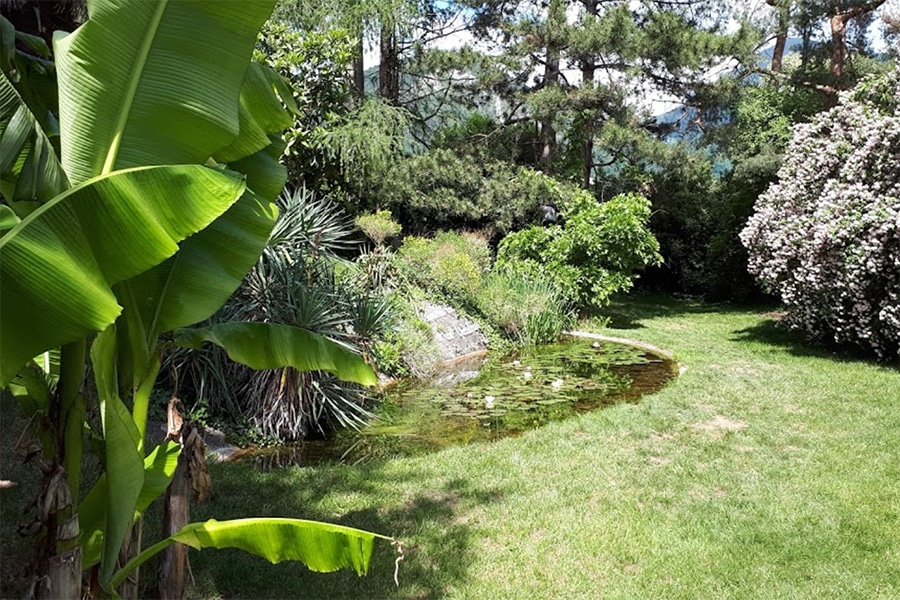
left=731, top=318, right=898, bottom=370
left=597, top=293, right=777, bottom=330
left=165, top=459, right=503, bottom=600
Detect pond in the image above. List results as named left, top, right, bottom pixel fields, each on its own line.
left=232, top=337, right=676, bottom=469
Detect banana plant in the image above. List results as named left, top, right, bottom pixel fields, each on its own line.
left=0, top=2, right=389, bottom=598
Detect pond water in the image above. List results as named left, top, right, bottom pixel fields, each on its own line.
left=232, top=338, right=676, bottom=469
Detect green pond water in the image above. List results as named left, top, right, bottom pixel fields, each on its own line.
left=234, top=338, right=676, bottom=469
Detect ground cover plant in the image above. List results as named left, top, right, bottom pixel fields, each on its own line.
left=53, top=295, right=894, bottom=600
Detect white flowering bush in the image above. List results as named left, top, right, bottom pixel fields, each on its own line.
left=741, top=66, right=900, bottom=361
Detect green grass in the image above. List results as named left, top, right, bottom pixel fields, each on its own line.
left=3, top=295, right=899, bottom=598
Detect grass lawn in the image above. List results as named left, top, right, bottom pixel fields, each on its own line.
left=2, top=295, right=899, bottom=598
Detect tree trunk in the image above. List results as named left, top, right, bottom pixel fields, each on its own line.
left=579, top=0, right=598, bottom=189
left=158, top=452, right=191, bottom=600
left=378, top=23, right=400, bottom=104
left=767, top=0, right=790, bottom=73
left=353, top=26, right=365, bottom=97
left=828, top=1, right=886, bottom=105
left=539, top=0, right=564, bottom=172
left=34, top=548, right=81, bottom=600
left=353, top=43, right=365, bottom=97
left=117, top=521, right=143, bottom=600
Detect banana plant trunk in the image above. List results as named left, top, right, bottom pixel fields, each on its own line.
left=158, top=399, right=210, bottom=600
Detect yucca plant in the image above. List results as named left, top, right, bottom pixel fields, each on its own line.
left=171, top=187, right=395, bottom=441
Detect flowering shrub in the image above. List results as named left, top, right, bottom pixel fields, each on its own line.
left=740, top=66, right=900, bottom=360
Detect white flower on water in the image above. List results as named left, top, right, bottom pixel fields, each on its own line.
left=484, top=395, right=495, bottom=409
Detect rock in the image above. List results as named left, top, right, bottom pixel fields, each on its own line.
left=420, top=302, right=487, bottom=362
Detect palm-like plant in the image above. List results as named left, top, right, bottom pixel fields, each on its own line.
left=172, top=187, right=395, bottom=441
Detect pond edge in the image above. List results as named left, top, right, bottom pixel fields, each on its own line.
left=565, top=330, right=683, bottom=375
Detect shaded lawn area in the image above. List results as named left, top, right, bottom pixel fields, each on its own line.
left=2, top=295, right=899, bottom=598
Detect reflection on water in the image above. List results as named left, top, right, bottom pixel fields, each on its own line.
left=232, top=339, right=676, bottom=470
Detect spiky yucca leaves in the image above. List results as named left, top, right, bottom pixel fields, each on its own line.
left=171, top=187, right=394, bottom=440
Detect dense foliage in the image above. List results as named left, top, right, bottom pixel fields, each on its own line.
left=741, top=66, right=900, bottom=360
left=173, top=188, right=390, bottom=440
left=497, top=192, right=661, bottom=309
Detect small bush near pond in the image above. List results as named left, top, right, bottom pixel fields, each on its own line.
left=393, top=231, right=491, bottom=305
left=497, top=192, right=661, bottom=310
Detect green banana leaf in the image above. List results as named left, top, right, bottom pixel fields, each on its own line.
left=112, top=518, right=392, bottom=589
left=123, top=191, right=278, bottom=344
left=0, top=203, right=19, bottom=233
left=176, top=322, right=378, bottom=387
left=0, top=69, right=67, bottom=203
left=91, top=326, right=145, bottom=585
left=213, top=63, right=292, bottom=164
left=112, top=58, right=291, bottom=363
left=79, top=440, right=181, bottom=570
left=0, top=164, right=245, bottom=387
left=53, top=0, right=276, bottom=184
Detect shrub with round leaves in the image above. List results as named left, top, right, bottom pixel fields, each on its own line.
left=740, top=66, right=900, bottom=361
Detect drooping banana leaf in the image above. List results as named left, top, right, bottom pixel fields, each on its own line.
left=79, top=440, right=181, bottom=570
left=213, top=63, right=292, bottom=164
left=0, top=70, right=67, bottom=204
left=176, top=322, right=378, bottom=386
left=90, top=326, right=145, bottom=585
left=0, top=164, right=245, bottom=387
left=53, top=0, right=276, bottom=184
left=112, top=518, right=393, bottom=589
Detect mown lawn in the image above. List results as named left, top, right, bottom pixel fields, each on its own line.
left=3, top=295, right=899, bottom=598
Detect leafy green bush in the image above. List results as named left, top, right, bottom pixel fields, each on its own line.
left=393, top=231, right=490, bottom=305
left=497, top=192, right=661, bottom=310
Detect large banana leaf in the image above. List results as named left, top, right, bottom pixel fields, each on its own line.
left=176, top=322, right=378, bottom=386
left=112, top=518, right=392, bottom=589
left=0, top=70, right=67, bottom=203
left=114, top=59, right=291, bottom=357
left=53, top=0, right=276, bottom=184
left=91, top=326, right=145, bottom=585
left=0, top=164, right=245, bottom=386
left=79, top=440, right=181, bottom=570
left=123, top=191, right=278, bottom=344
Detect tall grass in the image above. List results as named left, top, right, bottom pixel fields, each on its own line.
left=475, top=265, right=575, bottom=345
